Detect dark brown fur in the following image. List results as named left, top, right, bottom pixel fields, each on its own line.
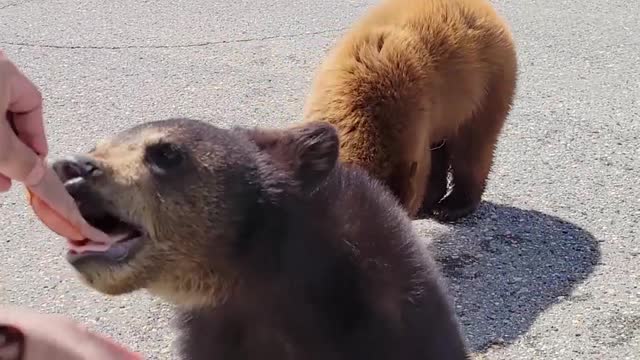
left=303, top=0, right=518, bottom=221
left=52, top=118, right=469, bottom=359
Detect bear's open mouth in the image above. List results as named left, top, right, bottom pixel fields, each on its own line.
left=66, top=210, right=145, bottom=264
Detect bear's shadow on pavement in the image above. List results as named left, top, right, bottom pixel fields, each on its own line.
left=421, top=201, right=601, bottom=352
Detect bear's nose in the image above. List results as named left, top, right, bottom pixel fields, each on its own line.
left=51, top=155, right=101, bottom=183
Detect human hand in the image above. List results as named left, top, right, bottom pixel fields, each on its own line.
left=0, top=50, right=110, bottom=245
left=0, top=306, right=143, bottom=360
left=0, top=49, right=47, bottom=192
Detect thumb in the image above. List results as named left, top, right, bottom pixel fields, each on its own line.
left=27, top=167, right=112, bottom=244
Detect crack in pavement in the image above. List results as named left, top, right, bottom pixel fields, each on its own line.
left=0, top=0, right=38, bottom=10
left=0, top=28, right=347, bottom=50
left=0, top=2, right=20, bottom=10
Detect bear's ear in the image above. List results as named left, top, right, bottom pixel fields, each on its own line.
left=246, top=122, right=339, bottom=191
left=288, top=121, right=340, bottom=189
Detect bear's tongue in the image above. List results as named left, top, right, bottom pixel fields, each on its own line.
left=67, top=210, right=143, bottom=253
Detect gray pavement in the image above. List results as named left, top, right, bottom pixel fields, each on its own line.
left=1, top=0, right=638, bottom=359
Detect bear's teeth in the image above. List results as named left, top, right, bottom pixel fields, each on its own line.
left=109, top=232, right=131, bottom=244
left=67, top=240, right=111, bottom=253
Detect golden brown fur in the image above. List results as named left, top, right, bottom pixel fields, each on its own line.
left=303, top=0, right=518, bottom=221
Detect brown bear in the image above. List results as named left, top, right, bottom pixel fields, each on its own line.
left=51, top=118, right=470, bottom=359
left=303, top=0, right=518, bottom=221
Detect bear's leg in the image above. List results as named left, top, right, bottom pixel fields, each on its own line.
left=431, top=78, right=515, bottom=223
left=417, top=142, right=450, bottom=217
left=387, top=136, right=432, bottom=218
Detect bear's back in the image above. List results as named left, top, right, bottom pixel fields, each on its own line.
left=174, top=163, right=468, bottom=360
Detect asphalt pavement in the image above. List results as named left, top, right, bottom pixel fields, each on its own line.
left=1, top=0, right=638, bottom=359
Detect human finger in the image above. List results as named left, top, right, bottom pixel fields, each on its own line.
left=0, top=326, right=23, bottom=360
left=7, top=72, right=47, bottom=157
left=26, top=167, right=112, bottom=245
left=0, top=127, right=41, bottom=184
left=12, top=108, right=47, bottom=158
left=0, top=51, right=48, bottom=157
left=0, top=307, right=109, bottom=360
left=72, top=329, right=143, bottom=360
left=0, top=174, right=10, bottom=192
left=0, top=340, right=21, bottom=360
left=9, top=311, right=140, bottom=360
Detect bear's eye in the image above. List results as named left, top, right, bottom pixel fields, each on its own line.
left=145, top=142, right=184, bottom=174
